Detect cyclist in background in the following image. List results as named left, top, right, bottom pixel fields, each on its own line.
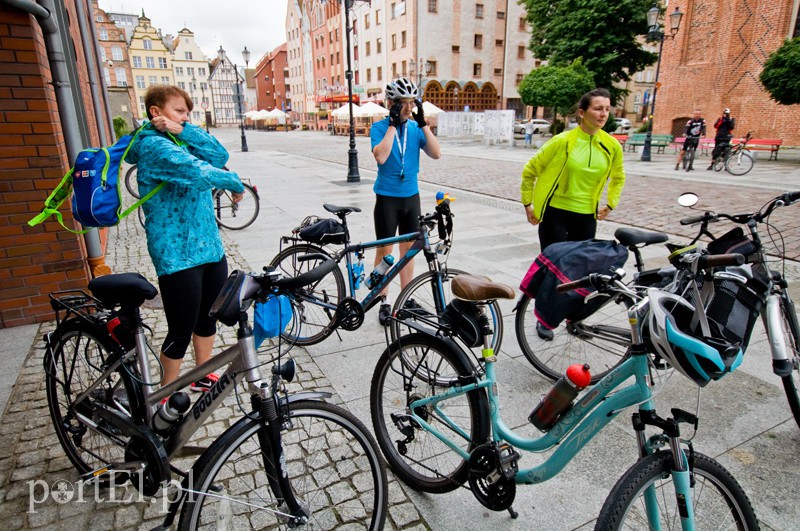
left=709, top=107, right=736, bottom=170
left=370, top=77, right=441, bottom=325
left=675, top=109, right=706, bottom=171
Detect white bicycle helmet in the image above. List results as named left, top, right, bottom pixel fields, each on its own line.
left=646, top=289, right=743, bottom=387
left=385, top=77, right=420, bottom=100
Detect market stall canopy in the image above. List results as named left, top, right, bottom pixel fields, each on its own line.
left=359, top=101, right=390, bottom=117
left=244, top=110, right=261, bottom=119
left=253, top=109, right=271, bottom=120
left=266, top=108, right=287, bottom=123
left=331, top=104, right=364, bottom=118
left=422, top=101, right=445, bottom=116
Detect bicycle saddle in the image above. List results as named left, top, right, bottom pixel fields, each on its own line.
left=615, top=228, right=669, bottom=247
left=451, top=275, right=515, bottom=302
left=323, top=203, right=361, bottom=216
left=89, top=272, right=158, bottom=309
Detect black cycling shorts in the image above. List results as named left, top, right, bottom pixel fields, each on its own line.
left=158, top=256, right=228, bottom=360
left=373, top=193, right=421, bottom=240
left=682, top=137, right=700, bottom=151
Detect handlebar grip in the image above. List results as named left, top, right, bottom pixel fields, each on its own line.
left=556, top=276, right=593, bottom=294
left=697, top=253, right=745, bottom=269
left=783, top=191, right=800, bottom=203
left=275, top=257, right=337, bottom=290
left=680, top=214, right=707, bottom=225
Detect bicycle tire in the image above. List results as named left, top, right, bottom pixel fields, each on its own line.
left=778, top=299, right=800, bottom=429
left=684, top=146, right=695, bottom=171
left=124, top=164, right=140, bottom=199
left=213, top=183, right=260, bottom=230
left=389, top=268, right=504, bottom=354
left=596, top=450, right=759, bottom=530
left=269, top=243, right=345, bottom=346
left=725, top=151, right=754, bottom=176
left=515, top=294, right=631, bottom=383
left=45, top=320, right=138, bottom=484
left=179, top=399, right=388, bottom=530
left=370, top=333, right=490, bottom=493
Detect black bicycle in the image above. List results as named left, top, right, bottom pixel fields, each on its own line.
left=44, top=258, right=388, bottom=529
left=712, top=131, right=755, bottom=176
left=682, top=136, right=699, bottom=171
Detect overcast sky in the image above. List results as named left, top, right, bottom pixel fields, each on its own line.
left=98, top=0, right=289, bottom=67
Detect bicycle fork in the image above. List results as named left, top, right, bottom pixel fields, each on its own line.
left=632, top=409, right=698, bottom=529
left=764, top=292, right=799, bottom=377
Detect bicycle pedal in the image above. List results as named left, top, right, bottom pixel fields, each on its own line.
left=496, top=443, right=521, bottom=480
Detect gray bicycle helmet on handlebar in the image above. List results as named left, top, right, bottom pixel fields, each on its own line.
left=385, top=77, right=420, bottom=100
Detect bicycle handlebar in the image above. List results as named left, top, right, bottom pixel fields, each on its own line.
left=679, top=190, right=800, bottom=228
left=273, top=255, right=337, bottom=290
left=697, top=253, right=745, bottom=269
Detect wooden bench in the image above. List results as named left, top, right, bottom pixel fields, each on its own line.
left=671, top=137, right=715, bottom=156
left=737, top=138, right=783, bottom=160
left=625, top=133, right=673, bottom=153
left=611, top=134, right=628, bottom=147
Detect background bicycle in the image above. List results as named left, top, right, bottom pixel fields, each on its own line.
left=124, top=163, right=261, bottom=230
left=713, top=131, right=755, bottom=175
left=44, top=259, right=387, bottom=529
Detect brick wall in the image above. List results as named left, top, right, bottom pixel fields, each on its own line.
left=0, top=4, right=98, bottom=328
left=656, top=0, right=800, bottom=145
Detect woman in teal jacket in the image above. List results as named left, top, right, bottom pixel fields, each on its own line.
left=519, top=88, right=626, bottom=339
left=127, top=85, right=244, bottom=391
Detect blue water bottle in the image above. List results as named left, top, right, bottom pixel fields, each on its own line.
left=366, top=255, right=395, bottom=289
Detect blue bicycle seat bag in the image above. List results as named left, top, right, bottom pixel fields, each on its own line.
left=28, top=124, right=167, bottom=233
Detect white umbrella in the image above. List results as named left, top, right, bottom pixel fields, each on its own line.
left=422, top=101, right=444, bottom=116
left=254, top=109, right=271, bottom=120
left=244, top=110, right=260, bottom=119
left=359, top=101, right=390, bottom=117
left=331, top=104, right=363, bottom=119
left=266, top=108, right=287, bottom=124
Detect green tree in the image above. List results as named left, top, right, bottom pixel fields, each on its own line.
left=518, top=60, right=595, bottom=129
left=112, top=116, right=130, bottom=140
left=760, top=37, right=800, bottom=106
left=521, top=0, right=657, bottom=102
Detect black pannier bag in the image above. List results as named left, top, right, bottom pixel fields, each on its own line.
left=707, top=227, right=758, bottom=258
left=442, top=299, right=485, bottom=348
left=293, top=216, right=346, bottom=245
left=703, top=268, right=769, bottom=351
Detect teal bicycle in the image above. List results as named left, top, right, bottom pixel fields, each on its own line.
left=370, top=266, right=759, bottom=529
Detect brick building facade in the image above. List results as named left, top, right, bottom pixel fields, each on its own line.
left=255, top=44, right=290, bottom=113
left=0, top=2, right=109, bottom=328
left=655, top=0, right=800, bottom=145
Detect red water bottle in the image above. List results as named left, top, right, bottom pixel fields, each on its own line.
left=529, top=363, right=591, bottom=431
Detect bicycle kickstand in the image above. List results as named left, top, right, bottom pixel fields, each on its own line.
left=507, top=506, right=519, bottom=519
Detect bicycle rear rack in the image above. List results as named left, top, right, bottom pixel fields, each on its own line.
left=49, top=290, right=113, bottom=329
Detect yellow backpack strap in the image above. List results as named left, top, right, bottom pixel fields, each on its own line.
left=27, top=167, right=88, bottom=233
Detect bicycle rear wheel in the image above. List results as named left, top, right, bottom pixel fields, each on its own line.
left=389, top=268, right=504, bottom=354
left=683, top=147, right=695, bottom=171
left=179, top=399, right=388, bottom=530
left=269, top=243, right=345, bottom=346
left=213, top=183, right=260, bottom=230
left=777, top=299, right=800, bottom=429
left=515, top=294, right=631, bottom=383
left=45, top=321, right=138, bottom=483
left=124, top=164, right=139, bottom=199
left=725, top=151, right=754, bottom=176
left=370, top=333, right=490, bottom=493
left=596, top=451, right=759, bottom=530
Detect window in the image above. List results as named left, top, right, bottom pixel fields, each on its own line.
left=111, top=46, right=123, bottom=61
left=354, top=46, right=358, bottom=60
left=200, top=82, right=208, bottom=90
left=494, top=68, right=502, bottom=76
left=392, top=34, right=396, bottom=50
left=103, top=67, right=111, bottom=86
left=132, top=56, right=142, bottom=68
left=145, top=57, right=155, bottom=68
left=473, top=63, right=482, bottom=77
left=99, top=28, right=108, bottom=40
left=187, top=67, right=195, bottom=76
left=175, top=66, right=184, bottom=75
left=115, top=67, right=127, bottom=86
left=364, top=13, right=370, bottom=29
left=428, top=0, right=437, bottom=13
left=474, top=34, right=483, bottom=48
left=427, top=60, right=437, bottom=75
left=391, top=2, right=396, bottom=18
left=517, top=45, right=525, bottom=59
left=159, top=57, right=167, bottom=69
left=185, top=51, right=193, bottom=60
left=376, top=38, right=382, bottom=53
left=161, top=76, right=169, bottom=84
left=148, top=75, right=157, bottom=85
left=136, top=75, right=145, bottom=89
left=367, top=68, right=371, bottom=82
left=375, top=9, right=382, bottom=25
left=366, top=41, right=371, bottom=56
left=497, top=11, right=505, bottom=19
left=100, top=47, right=107, bottom=62
left=143, top=38, right=152, bottom=50
left=392, top=62, right=397, bottom=77
left=199, top=67, right=206, bottom=76
left=401, top=31, right=406, bottom=48
left=178, top=82, right=186, bottom=89
left=496, top=39, right=503, bottom=47
left=516, top=73, right=524, bottom=85
left=519, top=17, right=526, bottom=31
left=402, top=60, right=407, bottom=75
left=476, top=4, right=483, bottom=18
left=377, top=66, right=382, bottom=80
left=452, top=45, right=460, bottom=53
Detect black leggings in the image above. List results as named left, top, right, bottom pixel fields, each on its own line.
left=538, top=206, right=597, bottom=252
left=373, top=193, right=421, bottom=239
left=158, top=256, right=228, bottom=360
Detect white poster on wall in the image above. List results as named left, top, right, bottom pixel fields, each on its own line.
left=483, top=110, right=515, bottom=142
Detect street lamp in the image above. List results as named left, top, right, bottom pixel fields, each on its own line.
left=409, top=58, right=431, bottom=90
left=217, top=45, right=249, bottom=152
left=198, top=79, right=210, bottom=133
left=342, top=0, right=371, bottom=183
left=640, top=4, right=683, bottom=162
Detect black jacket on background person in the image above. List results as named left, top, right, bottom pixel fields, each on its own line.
left=714, top=115, right=735, bottom=140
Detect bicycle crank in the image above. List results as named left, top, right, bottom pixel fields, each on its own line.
left=467, top=442, right=519, bottom=511
left=335, top=297, right=364, bottom=331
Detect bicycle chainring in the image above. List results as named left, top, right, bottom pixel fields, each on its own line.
left=467, top=443, right=518, bottom=511
left=336, top=297, right=364, bottom=331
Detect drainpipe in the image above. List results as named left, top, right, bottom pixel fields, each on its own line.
left=75, top=0, right=110, bottom=144
left=3, top=0, right=111, bottom=276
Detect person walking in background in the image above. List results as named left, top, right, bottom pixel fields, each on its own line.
left=709, top=108, right=735, bottom=169
left=520, top=87, right=626, bottom=339
left=371, top=77, right=441, bottom=325
left=524, top=118, right=535, bottom=148
left=675, top=109, right=706, bottom=171
left=127, top=85, right=244, bottom=391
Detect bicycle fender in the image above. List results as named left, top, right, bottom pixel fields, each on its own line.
left=282, top=391, right=333, bottom=405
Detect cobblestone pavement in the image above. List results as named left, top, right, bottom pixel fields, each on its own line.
left=0, top=215, right=424, bottom=529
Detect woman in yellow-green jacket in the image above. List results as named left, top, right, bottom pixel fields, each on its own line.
left=520, top=88, right=626, bottom=253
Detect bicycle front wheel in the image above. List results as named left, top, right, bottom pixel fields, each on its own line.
left=596, top=451, right=759, bottom=530
left=726, top=151, right=754, bottom=176
left=213, top=183, right=260, bottom=230
left=269, top=243, right=345, bottom=346
left=179, top=399, right=388, bottom=530
left=370, top=333, right=490, bottom=493
left=124, top=164, right=140, bottom=199
left=45, top=321, right=137, bottom=482
left=684, top=147, right=695, bottom=171
left=777, top=299, right=800, bottom=429
left=515, top=294, right=631, bottom=383
left=390, top=268, right=504, bottom=353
